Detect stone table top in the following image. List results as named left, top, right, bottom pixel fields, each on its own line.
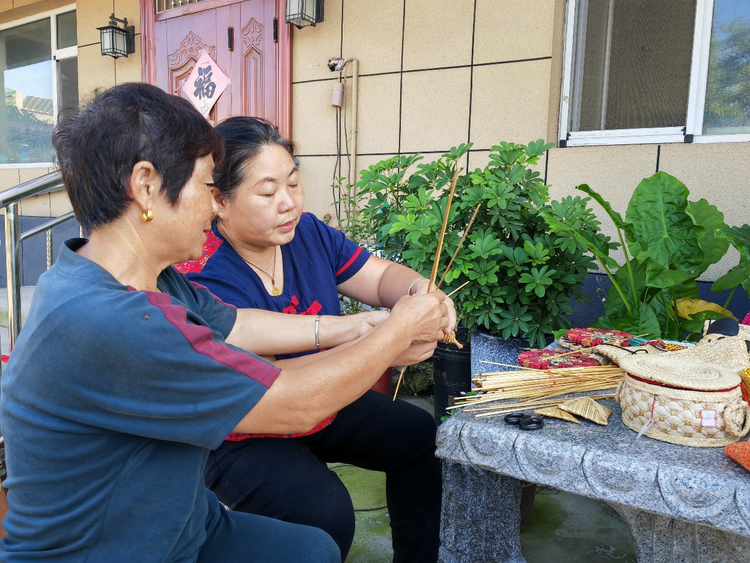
left=435, top=398, right=750, bottom=537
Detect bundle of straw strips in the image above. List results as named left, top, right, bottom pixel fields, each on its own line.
left=452, top=364, right=624, bottom=418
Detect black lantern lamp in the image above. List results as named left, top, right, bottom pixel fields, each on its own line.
left=285, top=0, right=324, bottom=29
left=98, top=13, right=135, bottom=59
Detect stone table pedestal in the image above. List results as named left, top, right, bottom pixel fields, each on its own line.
left=435, top=404, right=750, bottom=563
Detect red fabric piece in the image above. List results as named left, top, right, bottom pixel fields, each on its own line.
left=518, top=349, right=600, bottom=369
left=225, top=412, right=337, bottom=441
left=565, top=327, right=634, bottom=348
left=173, top=230, right=223, bottom=274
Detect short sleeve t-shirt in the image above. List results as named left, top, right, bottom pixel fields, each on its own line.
left=0, top=239, right=280, bottom=562
left=187, top=213, right=371, bottom=360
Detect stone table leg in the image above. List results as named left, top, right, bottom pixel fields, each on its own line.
left=607, top=502, right=750, bottom=563
left=439, top=461, right=526, bottom=563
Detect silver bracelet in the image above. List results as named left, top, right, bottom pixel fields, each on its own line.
left=314, top=315, right=321, bottom=349
left=407, top=278, right=427, bottom=296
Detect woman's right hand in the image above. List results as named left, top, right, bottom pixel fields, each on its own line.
left=389, top=292, right=449, bottom=344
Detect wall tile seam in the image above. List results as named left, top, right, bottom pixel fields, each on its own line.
left=466, top=0, right=478, bottom=163
left=396, top=0, right=406, bottom=156
left=297, top=148, right=499, bottom=158
left=291, top=56, right=554, bottom=86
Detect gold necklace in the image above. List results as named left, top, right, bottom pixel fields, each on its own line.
left=221, top=228, right=281, bottom=296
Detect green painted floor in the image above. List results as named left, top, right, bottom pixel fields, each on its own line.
left=332, top=464, right=393, bottom=563
left=335, top=465, right=637, bottom=563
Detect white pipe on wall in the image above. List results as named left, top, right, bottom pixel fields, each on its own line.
left=348, top=58, right=359, bottom=198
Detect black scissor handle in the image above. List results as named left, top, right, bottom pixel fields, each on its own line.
left=504, top=412, right=544, bottom=430
left=519, top=416, right=544, bottom=431
left=504, top=413, right=529, bottom=425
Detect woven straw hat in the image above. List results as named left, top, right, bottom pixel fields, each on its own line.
left=669, top=333, right=750, bottom=371
left=618, top=355, right=741, bottom=391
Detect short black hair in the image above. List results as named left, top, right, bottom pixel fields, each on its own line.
left=52, top=82, right=224, bottom=233
left=213, top=116, right=295, bottom=201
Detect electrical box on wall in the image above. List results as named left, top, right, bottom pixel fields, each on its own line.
left=331, top=82, right=343, bottom=108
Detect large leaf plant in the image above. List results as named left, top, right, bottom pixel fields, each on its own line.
left=540, top=171, right=748, bottom=340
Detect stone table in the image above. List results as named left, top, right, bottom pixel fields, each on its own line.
left=435, top=399, right=750, bottom=562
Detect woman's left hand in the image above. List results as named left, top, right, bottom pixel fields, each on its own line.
left=391, top=340, right=438, bottom=366
left=353, top=309, right=390, bottom=338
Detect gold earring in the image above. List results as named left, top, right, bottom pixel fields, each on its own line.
left=141, top=208, right=154, bottom=222
left=218, top=211, right=223, bottom=218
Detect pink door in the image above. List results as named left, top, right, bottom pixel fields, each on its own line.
left=151, top=0, right=283, bottom=130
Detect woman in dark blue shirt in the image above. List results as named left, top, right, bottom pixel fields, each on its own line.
left=185, top=116, right=456, bottom=562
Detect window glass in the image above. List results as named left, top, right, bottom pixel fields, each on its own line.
left=570, top=0, right=695, bottom=132
left=0, top=19, right=53, bottom=164
left=703, top=1, right=750, bottom=134
left=58, top=57, right=78, bottom=116
left=57, top=11, right=77, bottom=50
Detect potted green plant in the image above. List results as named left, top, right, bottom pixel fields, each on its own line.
left=344, top=140, right=605, bottom=423
left=539, top=171, right=749, bottom=340
left=352, top=140, right=602, bottom=350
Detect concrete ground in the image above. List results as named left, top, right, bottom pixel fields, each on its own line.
left=340, top=460, right=637, bottom=562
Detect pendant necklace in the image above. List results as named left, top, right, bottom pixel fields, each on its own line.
left=221, top=228, right=281, bottom=296
left=241, top=247, right=280, bottom=296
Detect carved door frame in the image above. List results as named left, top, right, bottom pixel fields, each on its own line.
left=139, top=0, right=292, bottom=140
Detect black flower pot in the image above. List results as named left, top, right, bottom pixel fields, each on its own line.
left=432, top=330, right=471, bottom=424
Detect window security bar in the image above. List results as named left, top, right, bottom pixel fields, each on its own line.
left=156, top=0, right=205, bottom=14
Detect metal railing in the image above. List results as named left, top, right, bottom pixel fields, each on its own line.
left=1, top=170, right=76, bottom=359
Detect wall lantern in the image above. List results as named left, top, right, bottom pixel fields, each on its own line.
left=98, top=13, right=135, bottom=59
left=285, top=0, right=324, bottom=29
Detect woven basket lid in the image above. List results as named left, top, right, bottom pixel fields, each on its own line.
left=618, top=354, right=741, bottom=391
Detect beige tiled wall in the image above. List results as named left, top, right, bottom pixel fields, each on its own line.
left=291, top=0, right=750, bottom=285
left=400, top=67, right=471, bottom=154
left=470, top=59, right=552, bottom=148
left=0, top=0, right=747, bottom=285
left=402, top=0, right=474, bottom=71
left=291, top=0, right=561, bottom=223
left=0, top=0, right=70, bottom=25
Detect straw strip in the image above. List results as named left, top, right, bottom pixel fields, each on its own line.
left=437, top=203, right=482, bottom=290
left=392, top=365, right=406, bottom=401
left=470, top=393, right=616, bottom=419
left=428, top=166, right=462, bottom=292
left=394, top=165, right=461, bottom=401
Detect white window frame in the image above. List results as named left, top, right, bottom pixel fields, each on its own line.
left=559, top=0, right=750, bottom=147
left=0, top=4, right=77, bottom=168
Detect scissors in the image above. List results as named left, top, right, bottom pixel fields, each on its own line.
left=503, top=412, right=544, bottom=431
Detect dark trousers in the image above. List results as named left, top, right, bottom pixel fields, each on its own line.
left=198, top=489, right=340, bottom=562
left=205, top=390, right=442, bottom=562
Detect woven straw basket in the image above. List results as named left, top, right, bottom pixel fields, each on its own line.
left=616, top=355, right=750, bottom=447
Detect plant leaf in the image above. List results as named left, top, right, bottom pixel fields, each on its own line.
left=625, top=172, right=704, bottom=288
